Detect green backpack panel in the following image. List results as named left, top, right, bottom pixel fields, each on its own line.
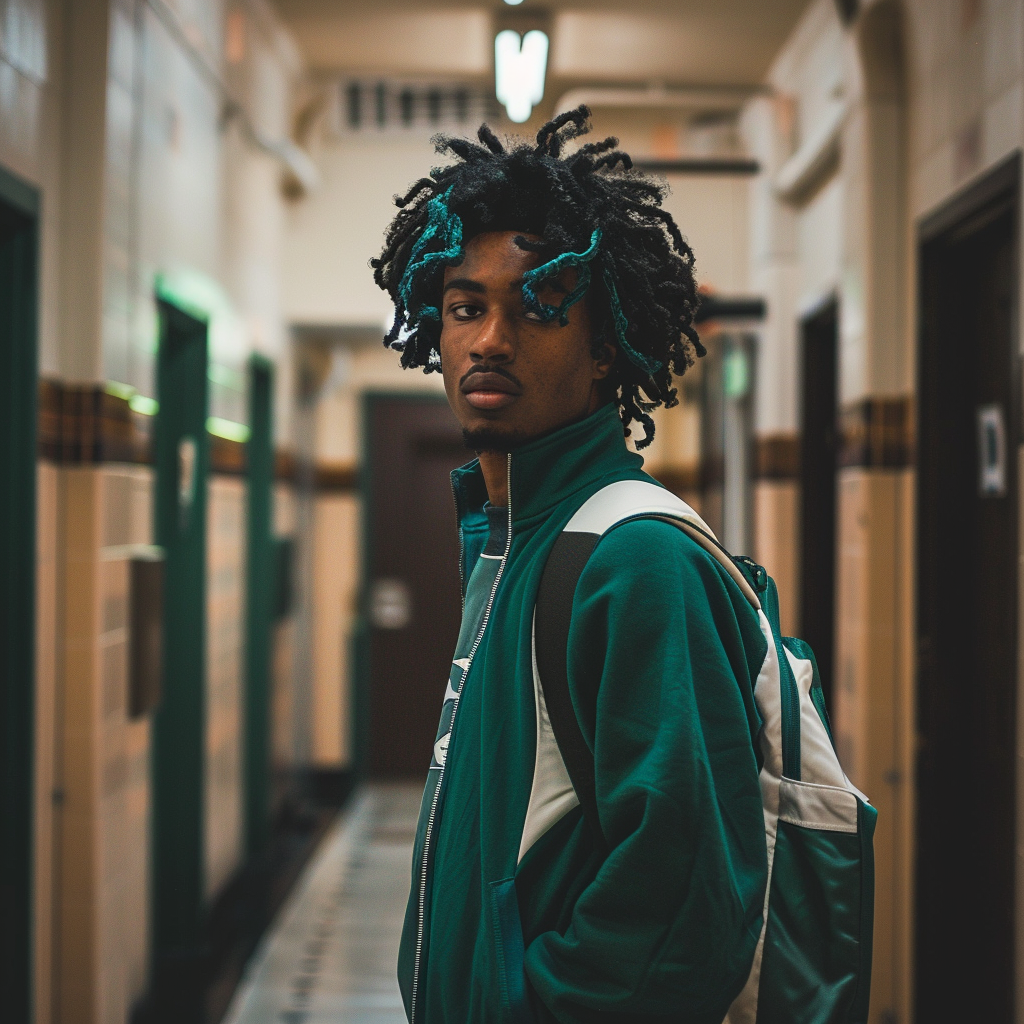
left=534, top=480, right=876, bottom=1024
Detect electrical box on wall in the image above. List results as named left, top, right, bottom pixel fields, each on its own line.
left=129, top=547, right=165, bottom=719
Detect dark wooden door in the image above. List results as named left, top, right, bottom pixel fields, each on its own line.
left=363, top=394, right=467, bottom=778
left=916, top=157, right=1019, bottom=1023
left=799, top=298, right=838, bottom=711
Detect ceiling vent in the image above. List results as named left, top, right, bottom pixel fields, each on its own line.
left=332, top=80, right=501, bottom=136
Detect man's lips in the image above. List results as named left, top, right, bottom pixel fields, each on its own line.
left=460, top=371, right=522, bottom=410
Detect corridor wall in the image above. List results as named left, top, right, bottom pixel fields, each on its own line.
left=5, top=0, right=306, bottom=1020
left=743, top=0, right=1024, bottom=1019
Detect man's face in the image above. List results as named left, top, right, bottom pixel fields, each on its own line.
left=439, top=231, right=614, bottom=451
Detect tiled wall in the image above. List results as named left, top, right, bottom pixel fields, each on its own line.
left=744, top=2, right=911, bottom=1020
left=35, top=462, right=58, bottom=1024
left=311, top=492, right=358, bottom=767
left=55, top=465, right=153, bottom=1023
left=906, top=0, right=1024, bottom=222
left=101, top=0, right=297, bottom=425
left=745, top=0, right=1024, bottom=1020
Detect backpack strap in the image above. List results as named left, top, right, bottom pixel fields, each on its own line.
left=534, top=530, right=603, bottom=841
left=533, top=481, right=762, bottom=846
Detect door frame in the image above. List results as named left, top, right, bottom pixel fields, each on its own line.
left=151, top=296, right=210, bottom=1013
left=0, top=163, right=39, bottom=1024
left=915, top=150, right=1022, bottom=1019
left=244, top=354, right=273, bottom=858
left=797, top=292, right=839, bottom=710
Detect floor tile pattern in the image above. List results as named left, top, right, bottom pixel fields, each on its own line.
left=224, top=785, right=421, bottom=1024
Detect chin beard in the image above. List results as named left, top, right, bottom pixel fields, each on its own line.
left=462, top=427, right=529, bottom=454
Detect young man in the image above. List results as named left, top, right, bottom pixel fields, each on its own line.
left=373, top=107, right=769, bottom=1024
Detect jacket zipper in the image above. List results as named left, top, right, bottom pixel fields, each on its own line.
left=410, top=454, right=513, bottom=1024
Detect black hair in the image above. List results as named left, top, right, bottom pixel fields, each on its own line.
left=370, top=105, right=704, bottom=447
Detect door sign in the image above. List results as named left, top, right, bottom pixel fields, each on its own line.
left=370, top=577, right=412, bottom=630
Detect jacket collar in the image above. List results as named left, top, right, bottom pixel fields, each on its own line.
left=450, top=402, right=644, bottom=527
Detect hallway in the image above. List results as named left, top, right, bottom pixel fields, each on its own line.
left=225, top=787, right=420, bottom=1024
left=7, top=0, right=1024, bottom=1020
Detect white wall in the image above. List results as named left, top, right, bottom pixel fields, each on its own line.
left=283, top=130, right=446, bottom=328
left=742, top=0, right=845, bottom=435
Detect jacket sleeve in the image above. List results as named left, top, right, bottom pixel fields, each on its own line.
left=523, top=519, right=769, bottom=1024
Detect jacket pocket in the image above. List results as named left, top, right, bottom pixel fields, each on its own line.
left=757, top=780, right=877, bottom=1024
left=489, top=878, right=535, bottom=1024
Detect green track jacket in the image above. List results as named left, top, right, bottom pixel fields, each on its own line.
left=397, top=403, right=769, bottom=1024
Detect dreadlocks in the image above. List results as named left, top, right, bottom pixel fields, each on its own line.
left=370, top=105, right=705, bottom=448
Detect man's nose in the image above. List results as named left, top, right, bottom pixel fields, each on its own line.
left=469, top=312, right=515, bottom=363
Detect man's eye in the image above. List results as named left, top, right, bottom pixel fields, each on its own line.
left=523, top=309, right=545, bottom=322
left=450, top=303, right=481, bottom=319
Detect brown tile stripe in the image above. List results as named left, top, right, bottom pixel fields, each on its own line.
left=750, top=396, right=914, bottom=478
left=210, top=434, right=246, bottom=476
left=39, top=380, right=153, bottom=464
left=753, top=434, right=800, bottom=481
left=314, top=462, right=358, bottom=492
left=36, top=380, right=356, bottom=487
left=270, top=454, right=358, bottom=492
left=838, top=395, right=914, bottom=469
left=648, top=465, right=701, bottom=496
left=274, top=448, right=297, bottom=483
left=38, top=378, right=246, bottom=474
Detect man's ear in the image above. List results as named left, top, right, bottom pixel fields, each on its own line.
left=593, top=341, right=616, bottom=380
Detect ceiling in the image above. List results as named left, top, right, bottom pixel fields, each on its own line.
left=272, top=0, right=816, bottom=88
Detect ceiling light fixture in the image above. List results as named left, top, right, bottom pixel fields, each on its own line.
left=503, top=0, right=525, bottom=5
left=495, top=29, right=548, bottom=123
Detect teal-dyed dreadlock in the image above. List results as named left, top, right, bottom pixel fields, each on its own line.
left=371, top=105, right=705, bottom=447
left=521, top=228, right=602, bottom=327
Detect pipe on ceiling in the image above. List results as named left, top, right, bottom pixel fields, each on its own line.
left=553, top=83, right=772, bottom=118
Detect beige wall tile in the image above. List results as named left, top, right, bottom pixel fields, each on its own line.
left=56, top=466, right=155, bottom=1024
left=57, top=468, right=104, bottom=1023
left=35, top=462, right=58, bottom=1024
left=797, top=172, right=843, bottom=308
left=983, top=80, right=1024, bottom=168
left=983, top=0, right=1024, bottom=98
left=752, top=479, right=798, bottom=635
left=206, top=476, right=245, bottom=898
left=311, top=493, right=359, bottom=767
left=910, top=139, right=954, bottom=219
left=749, top=261, right=803, bottom=435
left=0, top=56, right=44, bottom=180
left=834, top=468, right=912, bottom=1023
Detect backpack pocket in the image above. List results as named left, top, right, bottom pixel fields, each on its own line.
left=490, top=878, right=536, bottom=1024
left=756, top=778, right=877, bottom=1024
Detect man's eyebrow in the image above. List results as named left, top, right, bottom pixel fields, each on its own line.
left=443, top=277, right=486, bottom=295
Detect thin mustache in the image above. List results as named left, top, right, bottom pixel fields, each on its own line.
left=459, top=365, right=523, bottom=389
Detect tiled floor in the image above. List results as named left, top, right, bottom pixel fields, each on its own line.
left=224, top=785, right=421, bottom=1024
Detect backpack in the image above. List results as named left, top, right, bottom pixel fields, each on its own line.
left=534, top=479, right=876, bottom=1024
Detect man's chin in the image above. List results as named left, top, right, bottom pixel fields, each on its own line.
left=462, top=426, right=530, bottom=454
